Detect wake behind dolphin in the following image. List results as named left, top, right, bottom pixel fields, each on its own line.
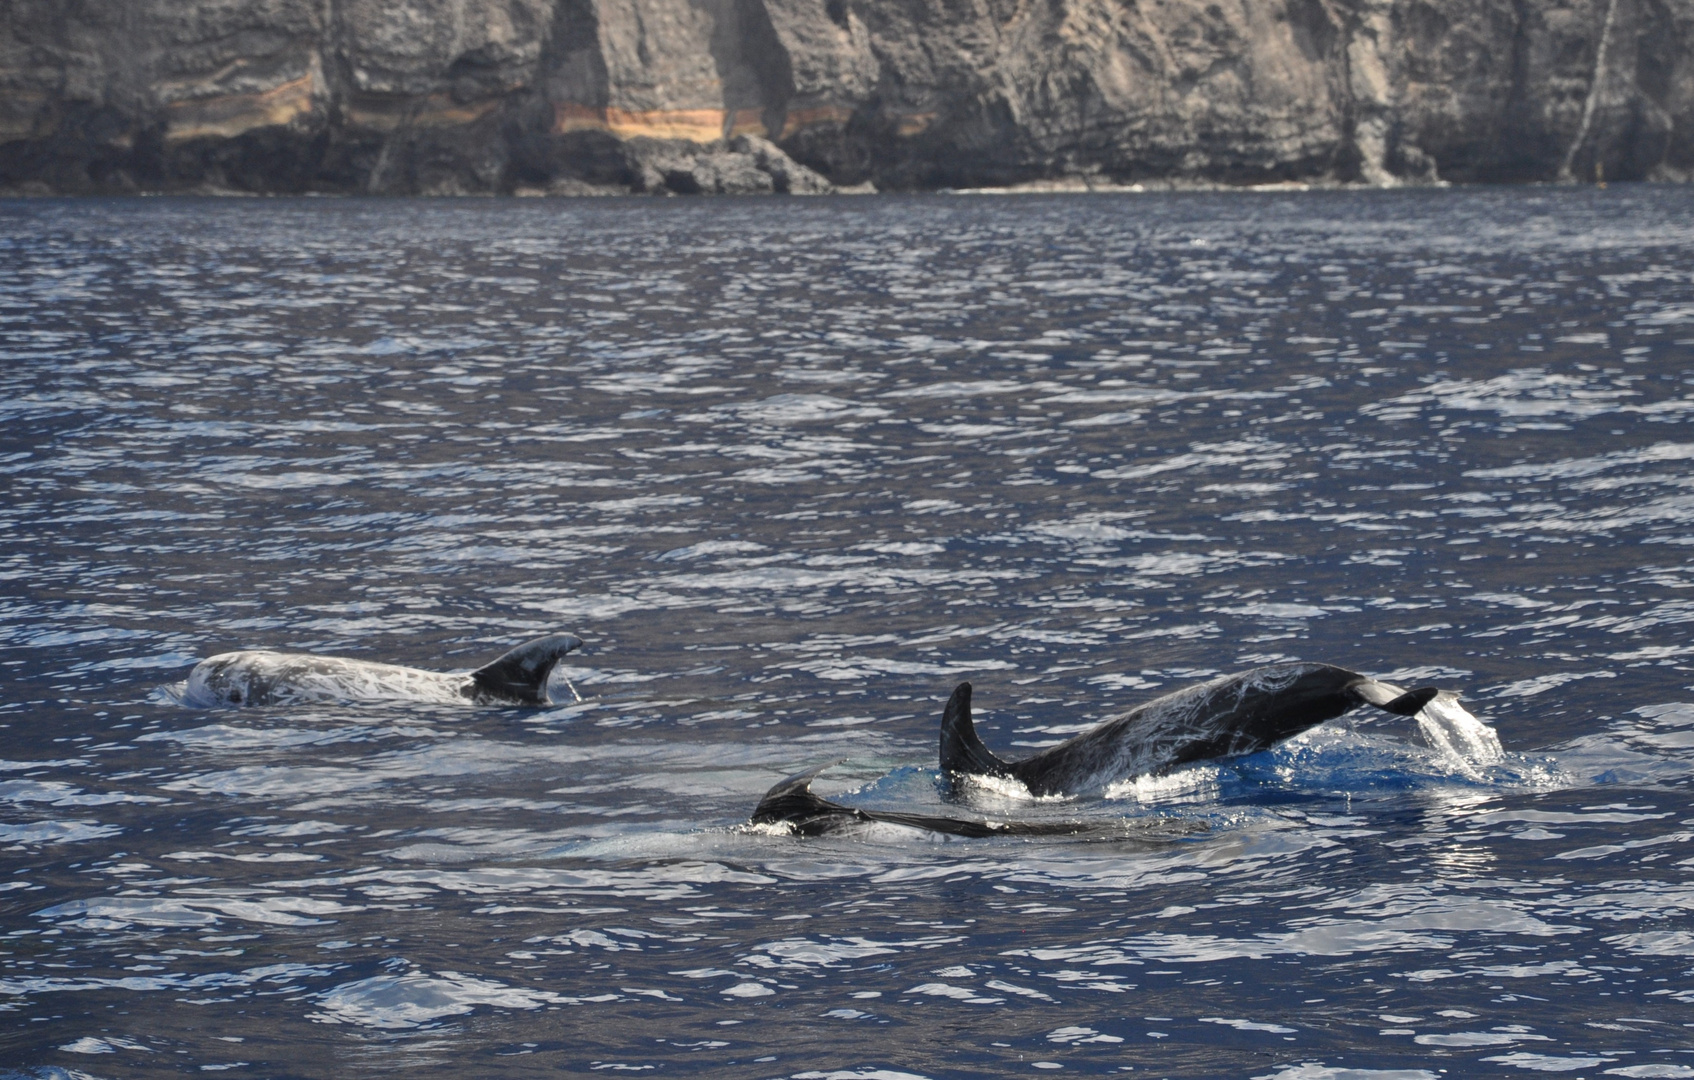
left=940, top=663, right=1442, bottom=796
left=181, top=633, right=584, bottom=707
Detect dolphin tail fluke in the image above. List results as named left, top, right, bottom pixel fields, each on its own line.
left=750, top=761, right=840, bottom=825
left=1350, top=677, right=1441, bottom=717
left=470, top=633, right=584, bottom=705
left=1382, top=687, right=1441, bottom=716
left=939, top=682, right=1014, bottom=780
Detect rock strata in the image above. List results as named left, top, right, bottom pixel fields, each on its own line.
left=1, top=0, right=1689, bottom=195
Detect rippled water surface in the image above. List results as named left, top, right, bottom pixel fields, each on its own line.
left=3, top=188, right=1694, bottom=1078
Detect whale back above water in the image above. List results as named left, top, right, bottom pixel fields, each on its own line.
left=940, top=663, right=1441, bottom=797
left=182, top=633, right=584, bottom=707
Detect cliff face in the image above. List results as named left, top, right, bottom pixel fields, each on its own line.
left=1, top=0, right=1690, bottom=194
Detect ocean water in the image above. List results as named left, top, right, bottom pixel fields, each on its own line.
left=1, top=187, right=1693, bottom=1078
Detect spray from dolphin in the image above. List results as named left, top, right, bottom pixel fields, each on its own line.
left=181, top=633, right=585, bottom=707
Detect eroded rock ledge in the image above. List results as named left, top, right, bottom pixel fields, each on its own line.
left=2, top=0, right=1690, bottom=195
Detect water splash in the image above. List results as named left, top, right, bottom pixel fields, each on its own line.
left=1415, top=694, right=1505, bottom=776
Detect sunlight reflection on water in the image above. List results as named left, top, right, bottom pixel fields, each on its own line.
left=2, top=187, right=1694, bottom=1076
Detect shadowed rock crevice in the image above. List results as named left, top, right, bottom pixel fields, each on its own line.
left=0, top=0, right=1689, bottom=194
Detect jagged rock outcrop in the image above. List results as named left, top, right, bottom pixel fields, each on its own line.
left=1, top=0, right=1689, bottom=194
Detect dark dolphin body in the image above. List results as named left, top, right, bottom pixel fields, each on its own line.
left=941, top=663, right=1441, bottom=797
left=749, top=764, right=1200, bottom=841
left=183, top=633, right=585, bottom=707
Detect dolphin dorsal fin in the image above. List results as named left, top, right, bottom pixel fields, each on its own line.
left=938, top=682, right=1014, bottom=779
left=470, top=633, right=583, bottom=705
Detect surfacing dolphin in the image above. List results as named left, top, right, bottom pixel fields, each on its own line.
left=940, top=663, right=1442, bottom=796
left=182, top=633, right=584, bottom=707
left=749, top=763, right=1200, bottom=841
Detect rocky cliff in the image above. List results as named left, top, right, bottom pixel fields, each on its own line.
left=2, top=0, right=1690, bottom=194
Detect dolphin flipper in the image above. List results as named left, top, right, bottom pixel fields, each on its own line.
left=470, top=633, right=584, bottom=705
left=939, top=682, right=1015, bottom=780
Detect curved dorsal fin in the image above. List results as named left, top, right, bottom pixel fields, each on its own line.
left=938, top=682, right=1014, bottom=779
left=470, top=633, right=583, bottom=705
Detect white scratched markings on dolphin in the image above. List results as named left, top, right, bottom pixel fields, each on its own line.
left=179, top=633, right=584, bottom=708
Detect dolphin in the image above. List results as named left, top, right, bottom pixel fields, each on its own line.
left=182, top=633, right=585, bottom=708
left=939, top=663, right=1442, bottom=796
left=748, top=763, right=1198, bottom=840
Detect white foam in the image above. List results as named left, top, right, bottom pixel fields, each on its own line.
left=956, top=772, right=1042, bottom=802
left=741, top=820, right=798, bottom=837
left=1104, top=765, right=1222, bottom=805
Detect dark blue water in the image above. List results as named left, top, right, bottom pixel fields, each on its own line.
left=2, top=188, right=1693, bottom=1079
